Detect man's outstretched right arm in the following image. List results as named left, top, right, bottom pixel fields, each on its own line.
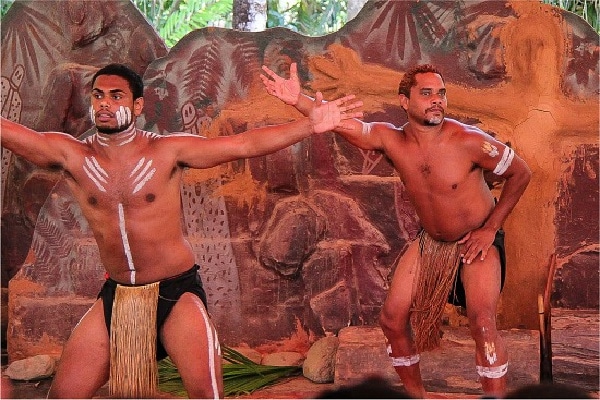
left=1, top=116, right=74, bottom=169
left=261, top=63, right=386, bottom=151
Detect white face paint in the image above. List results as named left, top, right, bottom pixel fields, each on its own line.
left=115, top=105, right=132, bottom=128
left=90, top=104, right=133, bottom=130
left=89, top=105, right=96, bottom=125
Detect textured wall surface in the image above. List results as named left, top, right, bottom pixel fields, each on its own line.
left=1, top=0, right=598, bottom=361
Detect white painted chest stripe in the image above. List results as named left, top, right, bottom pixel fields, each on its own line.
left=130, top=158, right=157, bottom=194
left=118, top=203, right=136, bottom=284
left=83, top=156, right=108, bottom=192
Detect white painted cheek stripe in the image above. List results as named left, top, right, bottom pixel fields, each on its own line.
left=386, top=344, right=420, bottom=367
left=476, top=362, right=508, bottom=379
left=493, top=147, right=514, bottom=175
left=83, top=156, right=108, bottom=192
left=89, top=105, right=96, bottom=125
left=199, top=304, right=220, bottom=399
left=117, top=203, right=136, bottom=284
left=115, top=106, right=132, bottom=127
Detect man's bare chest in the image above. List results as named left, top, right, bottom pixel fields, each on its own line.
left=70, top=152, right=177, bottom=207
left=390, top=145, right=472, bottom=190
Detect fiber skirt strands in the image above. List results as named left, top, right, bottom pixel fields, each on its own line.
left=109, top=282, right=160, bottom=398
left=411, top=231, right=462, bottom=352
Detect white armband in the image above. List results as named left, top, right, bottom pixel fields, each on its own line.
left=493, top=147, right=514, bottom=175
left=362, top=122, right=372, bottom=136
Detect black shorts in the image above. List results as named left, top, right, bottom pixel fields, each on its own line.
left=448, top=229, right=506, bottom=308
left=98, top=264, right=208, bottom=360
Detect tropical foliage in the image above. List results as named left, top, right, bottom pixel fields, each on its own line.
left=2, top=0, right=595, bottom=43
left=542, top=0, right=599, bottom=32
left=133, top=0, right=233, bottom=48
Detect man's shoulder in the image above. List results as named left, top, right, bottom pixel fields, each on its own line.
left=443, top=118, right=486, bottom=138
left=371, top=121, right=404, bottom=135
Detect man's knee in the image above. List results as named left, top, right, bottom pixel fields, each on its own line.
left=379, top=309, right=411, bottom=342
left=468, top=313, right=497, bottom=340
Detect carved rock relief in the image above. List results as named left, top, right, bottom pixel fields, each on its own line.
left=1, top=0, right=598, bottom=359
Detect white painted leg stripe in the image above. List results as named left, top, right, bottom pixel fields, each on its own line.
left=199, top=305, right=220, bottom=399
left=477, top=362, right=508, bottom=379
left=387, top=344, right=420, bottom=367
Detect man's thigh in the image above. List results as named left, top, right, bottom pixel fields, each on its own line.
left=160, top=292, right=223, bottom=398
left=48, top=299, right=110, bottom=398
left=461, top=245, right=502, bottom=313
left=382, top=239, right=421, bottom=318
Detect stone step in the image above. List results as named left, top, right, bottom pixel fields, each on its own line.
left=334, top=325, right=539, bottom=396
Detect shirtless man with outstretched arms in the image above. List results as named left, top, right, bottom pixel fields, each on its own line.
left=1, top=63, right=362, bottom=399
left=261, top=62, right=531, bottom=398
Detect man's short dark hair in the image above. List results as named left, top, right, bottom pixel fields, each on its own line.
left=92, top=63, right=144, bottom=99
left=398, top=64, right=444, bottom=98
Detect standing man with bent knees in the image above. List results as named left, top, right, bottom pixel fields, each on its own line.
left=1, top=63, right=362, bottom=399
left=262, top=63, right=531, bottom=398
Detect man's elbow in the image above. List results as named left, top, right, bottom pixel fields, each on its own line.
left=518, top=165, right=533, bottom=190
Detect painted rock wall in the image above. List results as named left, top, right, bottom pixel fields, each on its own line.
left=2, top=0, right=598, bottom=361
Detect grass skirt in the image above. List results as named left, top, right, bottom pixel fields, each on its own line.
left=410, top=231, right=462, bottom=352
left=109, top=282, right=160, bottom=398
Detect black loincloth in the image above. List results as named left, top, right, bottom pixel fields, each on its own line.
left=98, top=264, right=208, bottom=360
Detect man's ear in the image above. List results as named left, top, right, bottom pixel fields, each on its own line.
left=398, top=94, right=409, bottom=111
left=133, top=97, right=144, bottom=116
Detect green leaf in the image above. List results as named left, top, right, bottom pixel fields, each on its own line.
left=158, top=346, right=302, bottom=397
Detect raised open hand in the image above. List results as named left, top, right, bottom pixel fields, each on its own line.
left=309, top=92, right=363, bottom=134
left=261, top=62, right=301, bottom=105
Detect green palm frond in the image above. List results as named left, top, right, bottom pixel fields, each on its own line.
left=158, top=346, right=302, bottom=398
